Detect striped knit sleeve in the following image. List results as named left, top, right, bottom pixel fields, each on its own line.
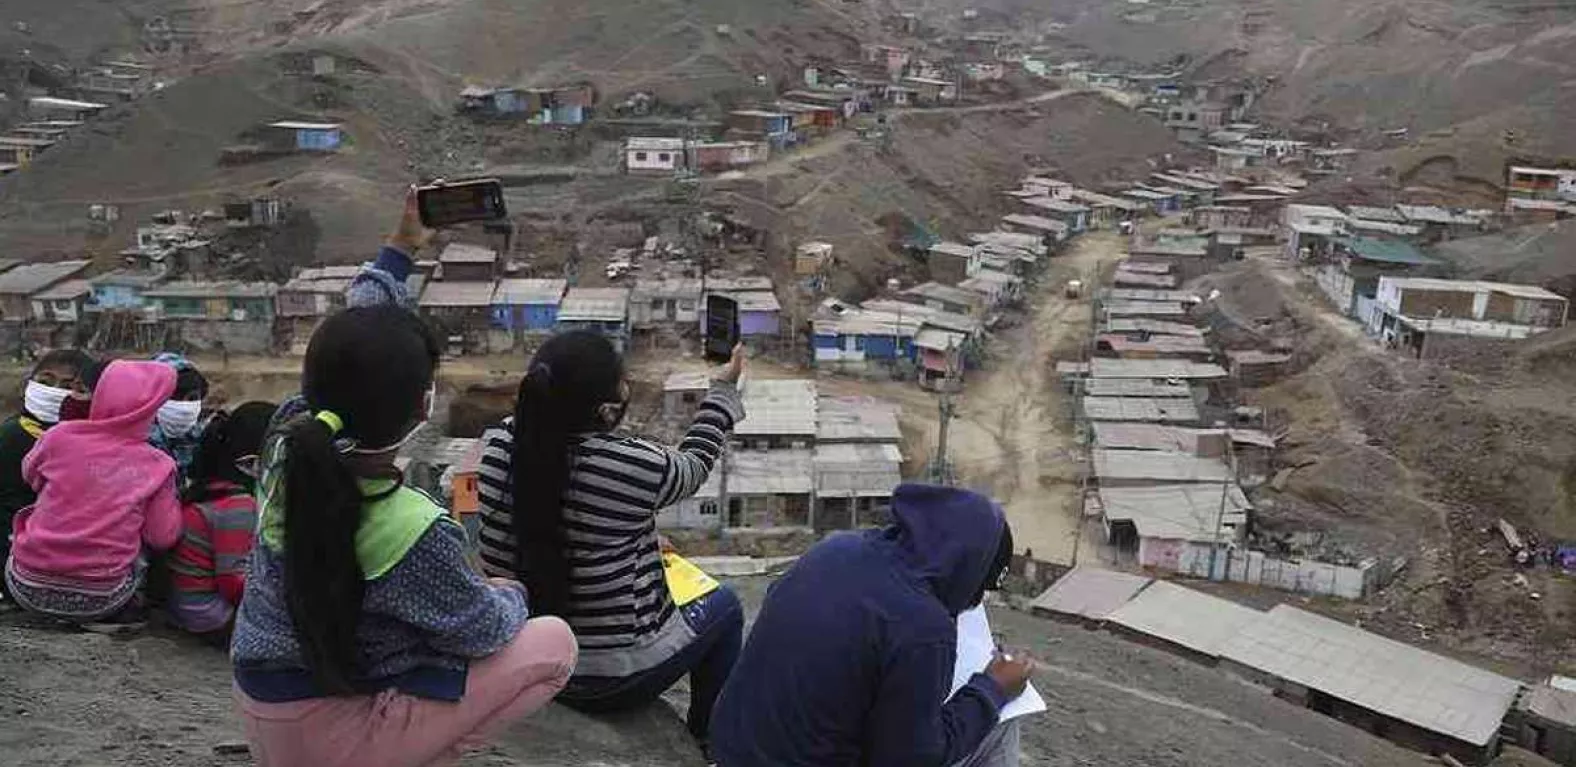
left=653, top=380, right=744, bottom=508
left=476, top=424, right=517, bottom=579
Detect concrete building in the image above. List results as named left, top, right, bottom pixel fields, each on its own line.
left=437, top=243, right=499, bottom=283
left=29, top=279, right=92, bottom=323
left=556, top=288, right=632, bottom=352
left=1314, top=237, right=1440, bottom=324
left=631, top=278, right=702, bottom=330
left=734, top=379, right=817, bottom=450
left=926, top=241, right=980, bottom=285
left=1372, top=276, right=1569, bottom=352
left=626, top=137, right=686, bottom=173
left=1507, top=165, right=1576, bottom=203
left=419, top=281, right=497, bottom=353
left=0, top=261, right=92, bottom=321
left=690, top=141, right=769, bottom=173
left=266, top=121, right=343, bottom=152
left=1218, top=605, right=1521, bottom=764
left=1284, top=204, right=1350, bottom=260
left=142, top=281, right=279, bottom=353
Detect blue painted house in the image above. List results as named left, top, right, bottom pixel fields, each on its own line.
left=87, top=269, right=167, bottom=312
left=811, top=303, right=921, bottom=369
left=459, top=85, right=595, bottom=125
left=492, top=278, right=567, bottom=332
left=268, top=121, right=343, bottom=151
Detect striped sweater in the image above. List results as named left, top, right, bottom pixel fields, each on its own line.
left=168, top=481, right=257, bottom=634
left=477, top=380, right=743, bottom=677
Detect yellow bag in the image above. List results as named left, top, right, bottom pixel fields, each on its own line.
left=663, top=552, right=720, bottom=607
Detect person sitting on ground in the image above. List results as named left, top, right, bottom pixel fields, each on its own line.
left=4, top=360, right=183, bottom=629
left=150, top=352, right=211, bottom=487
left=709, top=484, right=1033, bottom=767
left=476, top=331, right=747, bottom=753
left=268, top=185, right=432, bottom=434
left=0, top=349, right=97, bottom=606
left=231, top=306, right=576, bottom=767
left=165, top=401, right=276, bottom=639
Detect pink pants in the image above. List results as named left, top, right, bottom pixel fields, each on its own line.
left=237, top=617, right=577, bottom=767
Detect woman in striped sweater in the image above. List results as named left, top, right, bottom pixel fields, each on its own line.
left=477, top=330, right=746, bottom=751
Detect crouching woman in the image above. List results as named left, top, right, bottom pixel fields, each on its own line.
left=230, top=306, right=577, bottom=767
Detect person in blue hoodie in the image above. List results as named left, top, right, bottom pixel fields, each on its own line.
left=708, top=484, right=1032, bottom=767
left=150, top=352, right=210, bottom=487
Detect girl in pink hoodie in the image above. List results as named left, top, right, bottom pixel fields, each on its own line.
left=3, top=360, right=182, bottom=625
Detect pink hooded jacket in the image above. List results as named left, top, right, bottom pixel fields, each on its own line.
left=10, top=360, right=182, bottom=584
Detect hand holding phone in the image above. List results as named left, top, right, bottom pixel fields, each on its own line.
left=416, top=179, right=507, bottom=229
left=704, top=294, right=740, bottom=364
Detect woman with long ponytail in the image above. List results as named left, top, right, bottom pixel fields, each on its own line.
left=230, top=306, right=577, bottom=767
left=476, top=330, right=747, bottom=753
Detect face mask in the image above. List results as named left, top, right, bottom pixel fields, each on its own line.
left=23, top=381, right=71, bottom=425
left=157, top=400, right=204, bottom=437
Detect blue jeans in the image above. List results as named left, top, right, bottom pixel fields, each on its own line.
left=558, top=585, right=744, bottom=740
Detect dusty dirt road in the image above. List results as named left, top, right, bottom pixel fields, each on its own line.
left=942, top=231, right=1125, bottom=564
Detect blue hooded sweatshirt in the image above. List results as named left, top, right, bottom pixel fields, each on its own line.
left=709, top=484, right=1011, bottom=767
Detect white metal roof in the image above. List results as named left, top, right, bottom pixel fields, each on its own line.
left=1113, top=271, right=1178, bottom=288
left=1381, top=276, right=1566, bottom=302
left=1099, top=484, right=1249, bottom=542
left=1084, top=378, right=1194, bottom=398
left=1094, top=449, right=1231, bottom=483
left=627, top=137, right=686, bottom=151
left=1089, top=359, right=1227, bottom=380
left=492, top=278, right=566, bottom=305
left=439, top=243, right=499, bottom=265
left=633, top=278, right=703, bottom=300
left=1219, top=605, right=1521, bottom=747
left=418, top=280, right=496, bottom=307
left=558, top=287, right=630, bottom=322
left=736, top=379, right=817, bottom=437
left=268, top=121, right=343, bottom=131
left=927, top=241, right=976, bottom=259
left=1116, top=260, right=1173, bottom=274
left=1029, top=566, right=1152, bottom=621
left=1106, top=580, right=1262, bottom=658
left=813, top=442, right=903, bottom=497
left=705, top=276, right=774, bottom=292
left=1104, top=300, right=1188, bottom=318
left=1083, top=396, right=1201, bottom=423
left=30, top=96, right=109, bottom=111
left=0, top=260, right=90, bottom=295
left=1104, top=318, right=1204, bottom=337
left=1001, top=213, right=1069, bottom=233
left=1105, top=288, right=1196, bottom=303
left=915, top=327, right=966, bottom=351
left=1093, top=423, right=1206, bottom=451
left=1098, top=334, right=1212, bottom=357
left=816, top=396, right=902, bottom=443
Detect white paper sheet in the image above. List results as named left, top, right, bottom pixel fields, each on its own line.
left=950, top=605, right=1047, bottom=722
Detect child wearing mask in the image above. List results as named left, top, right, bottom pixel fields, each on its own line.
left=0, top=350, right=96, bottom=605
left=166, top=401, right=275, bottom=638
left=231, top=306, right=577, bottom=767
left=3, top=360, right=183, bottom=626
left=150, top=352, right=210, bottom=487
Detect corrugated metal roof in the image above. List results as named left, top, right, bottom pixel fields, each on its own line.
left=419, top=280, right=496, bottom=307
left=705, top=276, right=774, bottom=292
left=558, top=288, right=630, bottom=321
left=492, top=278, right=566, bottom=305
left=30, top=278, right=92, bottom=301
left=736, top=379, right=817, bottom=437
left=0, top=260, right=90, bottom=295
left=1001, top=213, right=1069, bottom=233
left=1100, top=484, right=1249, bottom=541
left=716, top=290, right=781, bottom=313
left=1104, top=300, right=1188, bottom=318
left=813, top=442, right=903, bottom=496
left=915, top=327, right=966, bottom=351
left=143, top=281, right=278, bottom=299
left=1083, top=396, right=1200, bottom=423
left=816, top=396, right=902, bottom=443
left=1219, top=605, right=1520, bottom=747
left=901, top=282, right=983, bottom=308
left=1090, top=359, right=1227, bottom=379
left=927, top=241, right=976, bottom=259
left=1337, top=236, right=1436, bottom=266
left=1093, top=423, right=1205, bottom=451
left=1029, top=566, right=1152, bottom=621
left=30, top=96, right=108, bottom=110
left=1094, top=449, right=1231, bottom=483
left=861, top=300, right=980, bottom=335
left=1381, top=276, right=1565, bottom=302
left=1345, top=205, right=1406, bottom=223
left=1525, top=685, right=1576, bottom=727
left=1105, top=288, right=1196, bottom=303
left=1117, top=261, right=1173, bottom=274
left=698, top=449, right=815, bottom=496
left=1113, top=271, right=1178, bottom=288
left=1084, top=378, right=1194, bottom=398
left=439, top=243, right=499, bottom=264
left=627, top=137, right=686, bottom=151
left=1098, top=334, right=1212, bottom=356
left=89, top=269, right=165, bottom=289
left=268, top=120, right=342, bottom=131
left=1106, top=580, right=1261, bottom=657
left=1021, top=196, right=1090, bottom=214
left=632, top=278, right=703, bottom=300
left=1104, top=318, right=1204, bottom=337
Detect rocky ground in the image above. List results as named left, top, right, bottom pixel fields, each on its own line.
left=0, top=576, right=1480, bottom=767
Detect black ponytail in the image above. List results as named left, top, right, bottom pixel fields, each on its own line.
left=282, top=412, right=365, bottom=695
left=510, top=331, right=625, bottom=618
left=279, top=306, right=440, bottom=694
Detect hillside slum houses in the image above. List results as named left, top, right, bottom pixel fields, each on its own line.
left=1504, top=164, right=1576, bottom=223
left=1052, top=238, right=1408, bottom=603
left=1030, top=568, right=1526, bottom=765
left=656, top=378, right=904, bottom=533
left=458, top=84, right=596, bottom=125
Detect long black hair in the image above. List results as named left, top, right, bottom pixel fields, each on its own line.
left=511, top=330, right=625, bottom=618
left=281, top=306, right=439, bottom=694
left=185, top=401, right=276, bottom=503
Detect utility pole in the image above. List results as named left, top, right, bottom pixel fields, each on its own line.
left=1208, top=429, right=1238, bottom=580
left=930, top=351, right=960, bottom=486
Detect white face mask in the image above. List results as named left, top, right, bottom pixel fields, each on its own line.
left=346, top=384, right=435, bottom=455
left=23, top=381, right=71, bottom=425
left=157, top=400, right=204, bottom=436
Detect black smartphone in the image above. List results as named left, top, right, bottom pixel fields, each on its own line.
left=704, top=294, right=740, bottom=363
left=416, top=179, right=507, bottom=228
